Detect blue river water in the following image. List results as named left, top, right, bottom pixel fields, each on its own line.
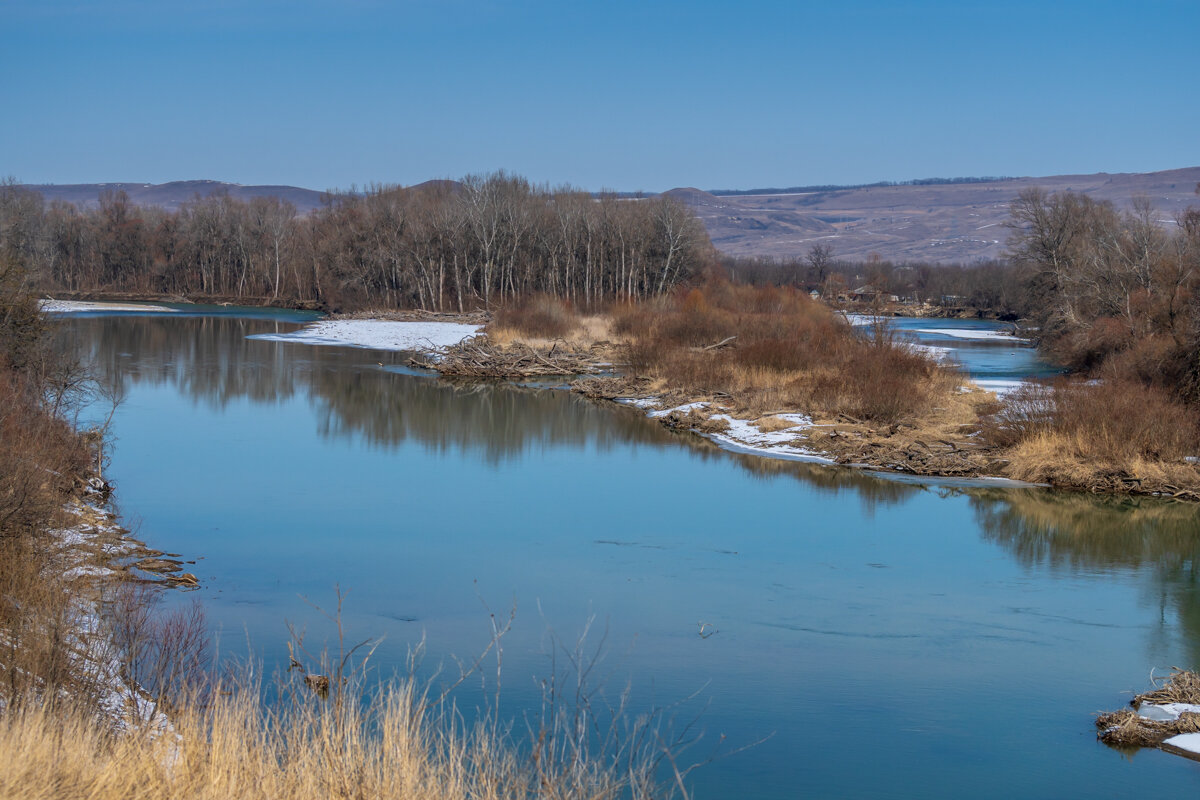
left=53, top=307, right=1200, bottom=799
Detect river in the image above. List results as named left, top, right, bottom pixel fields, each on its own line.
left=54, top=307, right=1200, bottom=798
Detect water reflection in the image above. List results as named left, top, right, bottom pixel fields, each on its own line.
left=969, top=489, right=1200, bottom=665
left=48, top=311, right=1200, bottom=799
left=56, top=314, right=928, bottom=505
left=58, top=314, right=1200, bottom=550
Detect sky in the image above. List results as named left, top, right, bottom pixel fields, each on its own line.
left=2, top=0, right=1197, bottom=193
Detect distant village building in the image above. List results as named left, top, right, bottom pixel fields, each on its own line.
left=849, top=285, right=885, bottom=303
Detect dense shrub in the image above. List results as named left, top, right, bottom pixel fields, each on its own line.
left=619, top=282, right=957, bottom=423
left=492, top=295, right=578, bottom=339
left=982, top=378, right=1200, bottom=461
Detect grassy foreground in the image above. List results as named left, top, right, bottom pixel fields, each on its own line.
left=0, top=682, right=652, bottom=800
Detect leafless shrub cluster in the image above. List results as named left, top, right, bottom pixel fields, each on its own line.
left=621, top=282, right=958, bottom=423
left=984, top=379, right=1200, bottom=462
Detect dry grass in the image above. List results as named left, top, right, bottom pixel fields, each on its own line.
left=0, top=679, right=654, bottom=800
left=753, top=415, right=803, bottom=433
left=1097, top=669, right=1200, bottom=748
left=1096, top=707, right=1200, bottom=748
left=984, top=379, right=1200, bottom=494
left=484, top=296, right=615, bottom=367
left=0, top=370, right=98, bottom=705
left=490, top=296, right=586, bottom=342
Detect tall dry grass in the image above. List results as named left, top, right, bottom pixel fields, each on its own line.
left=492, top=295, right=581, bottom=340
left=982, top=378, right=1200, bottom=490
left=618, top=283, right=960, bottom=422
left=0, top=681, right=646, bottom=800
left=0, top=656, right=684, bottom=800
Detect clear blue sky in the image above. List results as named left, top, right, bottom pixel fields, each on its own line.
left=2, top=0, right=1196, bottom=192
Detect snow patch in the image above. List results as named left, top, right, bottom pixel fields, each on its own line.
left=64, top=565, right=117, bottom=580
left=615, top=397, right=659, bottom=409
left=841, top=314, right=881, bottom=327
left=248, top=319, right=483, bottom=352
left=40, top=299, right=176, bottom=314
left=648, top=402, right=709, bottom=418
left=1163, top=732, right=1200, bottom=757
left=972, top=379, right=1026, bottom=397
left=905, top=342, right=952, bottom=360
left=705, top=413, right=834, bottom=464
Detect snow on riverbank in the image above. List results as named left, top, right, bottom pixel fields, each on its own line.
left=40, top=299, right=177, bottom=313
left=46, top=501, right=175, bottom=739
left=972, top=378, right=1026, bottom=397
left=248, top=319, right=483, bottom=352
left=619, top=399, right=834, bottom=464
left=705, top=412, right=834, bottom=464
left=1163, top=733, right=1200, bottom=760
left=1137, top=703, right=1200, bottom=722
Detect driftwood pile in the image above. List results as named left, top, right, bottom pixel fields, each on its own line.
left=413, top=337, right=609, bottom=378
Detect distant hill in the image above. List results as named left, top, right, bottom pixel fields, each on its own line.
left=21, top=167, right=1200, bottom=264
left=663, top=167, right=1200, bottom=264
left=22, top=180, right=330, bottom=214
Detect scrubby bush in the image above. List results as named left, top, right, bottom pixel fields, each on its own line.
left=491, top=295, right=579, bottom=339
left=618, top=282, right=957, bottom=423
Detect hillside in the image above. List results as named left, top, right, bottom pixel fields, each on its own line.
left=23, top=180, right=330, bottom=214
left=672, top=167, right=1200, bottom=263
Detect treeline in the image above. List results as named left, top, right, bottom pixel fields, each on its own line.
left=0, top=173, right=711, bottom=311
left=1008, top=188, right=1200, bottom=402
left=724, top=251, right=1029, bottom=318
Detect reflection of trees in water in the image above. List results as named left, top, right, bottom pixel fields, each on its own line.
left=718, top=449, right=921, bottom=514
left=57, top=315, right=930, bottom=499
left=55, top=315, right=320, bottom=408
left=310, top=368, right=684, bottom=464
left=970, top=489, right=1200, bottom=666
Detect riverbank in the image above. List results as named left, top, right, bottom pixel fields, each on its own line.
left=43, top=303, right=1200, bottom=798
left=6, top=311, right=672, bottom=800
left=410, top=298, right=1197, bottom=500
left=51, top=295, right=1197, bottom=499
left=41, top=289, right=326, bottom=311
left=247, top=300, right=1200, bottom=499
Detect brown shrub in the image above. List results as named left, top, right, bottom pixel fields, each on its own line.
left=0, top=373, right=89, bottom=541
left=491, top=295, right=578, bottom=339
left=810, top=344, right=954, bottom=423
left=618, top=281, right=957, bottom=423
left=984, top=378, right=1200, bottom=463
left=978, top=382, right=1058, bottom=448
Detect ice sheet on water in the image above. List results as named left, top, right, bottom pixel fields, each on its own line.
left=1138, top=703, right=1200, bottom=722
left=39, top=299, right=176, bottom=313
left=915, top=327, right=1029, bottom=342
left=248, top=319, right=483, bottom=352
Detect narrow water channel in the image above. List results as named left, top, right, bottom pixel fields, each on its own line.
left=55, top=309, right=1200, bottom=799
